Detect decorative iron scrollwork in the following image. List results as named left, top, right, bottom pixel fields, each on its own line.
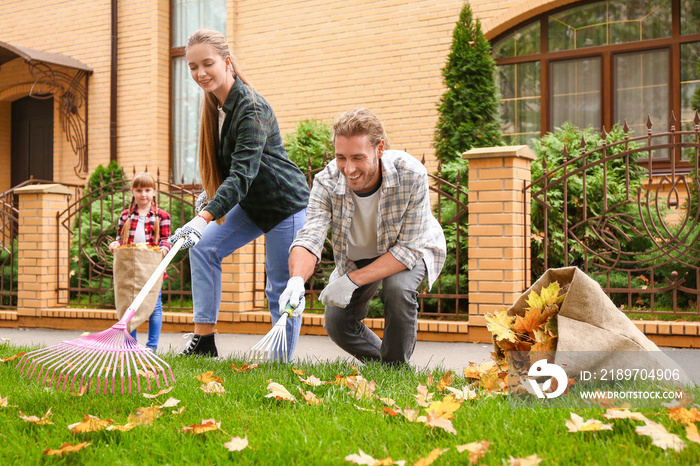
left=26, top=61, right=89, bottom=179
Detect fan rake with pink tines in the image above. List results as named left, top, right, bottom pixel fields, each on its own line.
left=15, top=237, right=185, bottom=395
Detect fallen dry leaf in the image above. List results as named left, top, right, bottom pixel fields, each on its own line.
left=70, top=384, right=89, bottom=397
left=291, top=367, right=307, bottom=376
left=426, top=373, right=434, bottom=386
left=509, top=453, right=544, bottom=465
left=19, top=408, right=53, bottom=425
left=181, top=418, right=221, bottom=434
left=601, top=409, right=648, bottom=422
left=68, top=414, right=114, bottom=433
left=426, top=396, right=462, bottom=420
left=300, top=375, right=326, bottom=387
left=200, top=381, right=226, bottom=396
left=298, top=388, right=323, bottom=406
left=415, top=383, right=434, bottom=407
left=635, top=419, right=686, bottom=451
left=127, top=406, right=161, bottom=425
left=436, top=371, right=453, bottom=392
left=1, top=352, right=26, bottom=363
left=456, top=440, right=491, bottom=465
left=224, top=436, right=249, bottom=452
left=43, top=442, right=90, bottom=456
left=686, top=424, right=700, bottom=445
left=0, top=396, right=18, bottom=408
left=445, top=385, right=478, bottom=401
left=142, top=386, right=173, bottom=399
left=196, top=371, right=224, bottom=384
left=346, top=376, right=376, bottom=400
left=345, top=448, right=404, bottom=465
left=265, top=382, right=296, bottom=402
left=231, top=364, right=258, bottom=372
left=106, top=423, right=140, bottom=432
left=172, top=406, right=186, bottom=415
left=414, top=448, right=449, bottom=466
left=565, top=412, right=612, bottom=433
left=668, top=407, right=700, bottom=426
left=161, top=397, right=181, bottom=408
left=401, top=407, right=420, bottom=422
left=423, top=412, right=457, bottom=435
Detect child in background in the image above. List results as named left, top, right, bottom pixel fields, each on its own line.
left=109, top=172, right=171, bottom=351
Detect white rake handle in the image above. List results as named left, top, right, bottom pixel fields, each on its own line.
left=119, top=237, right=186, bottom=325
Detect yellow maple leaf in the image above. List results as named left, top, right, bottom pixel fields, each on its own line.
left=68, top=414, right=114, bottom=433
left=526, top=281, right=564, bottom=311
left=224, top=436, right=249, bottom=452
left=200, top=381, right=226, bottom=396
left=297, top=388, right=323, bottom=406
left=565, top=412, right=613, bottom=432
left=436, top=371, right=453, bottom=392
left=127, top=406, right=161, bottom=425
left=668, top=407, right=700, bottom=426
left=265, top=382, right=296, bottom=402
left=291, top=367, right=307, bottom=375
left=414, top=447, right=449, bottom=466
left=601, top=408, right=648, bottom=422
left=196, top=371, right=223, bottom=384
left=423, top=412, right=457, bottom=435
left=486, top=310, right=518, bottom=343
left=456, top=440, right=491, bottom=465
left=19, top=408, right=54, bottom=425
left=636, top=419, right=686, bottom=451
left=509, top=453, right=545, bottom=465
left=181, top=418, right=221, bottom=434
left=1, top=352, right=26, bottom=363
left=686, top=424, right=700, bottom=445
left=346, top=375, right=376, bottom=400
left=426, top=395, right=462, bottom=420
left=231, top=364, right=258, bottom=372
left=142, top=386, right=173, bottom=399
left=300, top=375, right=326, bottom=387
left=43, top=442, right=90, bottom=456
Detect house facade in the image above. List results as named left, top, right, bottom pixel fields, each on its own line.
left=11, top=1, right=695, bottom=192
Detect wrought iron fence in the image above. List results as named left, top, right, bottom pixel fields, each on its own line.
left=0, top=180, right=82, bottom=309
left=526, top=113, right=700, bottom=316
left=56, top=168, right=197, bottom=311
left=252, top=154, right=469, bottom=319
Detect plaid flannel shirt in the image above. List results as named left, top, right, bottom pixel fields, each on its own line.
left=291, top=150, right=446, bottom=289
left=115, top=205, right=172, bottom=251
left=204, top=77, right=310, bottom=232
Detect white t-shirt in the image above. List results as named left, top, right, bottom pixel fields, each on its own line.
left=133, top=214, right=147, bottom=244
left=347, top=188, right=380, bottom=261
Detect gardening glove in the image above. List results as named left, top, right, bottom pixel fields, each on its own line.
left=279, top=276, right=306, bottom=317
left=195, top=190, right=209, bottom=215
left=169, top=215, right=208, bottom=249
left=319, top=274, right=359, bottom=308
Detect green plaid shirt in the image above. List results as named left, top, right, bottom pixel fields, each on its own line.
left=205, top=78, right=309, bottom=232
left=292, top=150, right=446, bottom=289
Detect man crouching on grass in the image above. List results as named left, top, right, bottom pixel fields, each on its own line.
left=279, top=108, right=446, bottom=366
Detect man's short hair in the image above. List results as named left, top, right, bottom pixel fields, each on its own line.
left=332, top=108, right=389, bottom=149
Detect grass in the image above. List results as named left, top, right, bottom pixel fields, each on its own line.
left=1, top=344, right=699, bottom=465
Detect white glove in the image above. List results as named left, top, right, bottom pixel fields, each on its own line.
left=319, top=274, right=359, bottom=308
left=195, top=190, right=208, bottom=215
left=169, top=215, right=208, bottom=249
left=279, top=276, right=306, bottom=317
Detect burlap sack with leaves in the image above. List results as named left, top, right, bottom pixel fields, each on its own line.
left=113, top=247, right=163, bottom=333
left=499, top=266, right=691, bottom=385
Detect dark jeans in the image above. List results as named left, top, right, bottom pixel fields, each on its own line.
left=324, top=258, right=427, bottom=364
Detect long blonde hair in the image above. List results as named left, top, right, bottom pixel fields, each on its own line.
left=186, top=28, right=252, bottom=206
left=121, top=172, right=160, bottom=244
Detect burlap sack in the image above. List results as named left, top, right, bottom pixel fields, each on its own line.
left=502, top=267, right=691, bottom=385
left=113, top=247, right=164, bottom=333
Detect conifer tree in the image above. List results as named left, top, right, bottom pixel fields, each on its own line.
left=434, top=1, right=502, bottom=162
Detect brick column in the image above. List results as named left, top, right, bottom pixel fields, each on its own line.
left=218, top=237, right=266, bottom=319
left=15, top=184, right=73, bottom=312
left=463, top=146, right=535, bottom=333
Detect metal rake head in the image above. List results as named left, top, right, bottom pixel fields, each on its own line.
left=248, top=313, right=289, bottom=363
left=15, top=328, right=175, bottom=395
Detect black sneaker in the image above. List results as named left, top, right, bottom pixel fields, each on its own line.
left=179, top=333, right=218, bottom=357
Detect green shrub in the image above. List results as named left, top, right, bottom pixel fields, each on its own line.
left=0, top=237, right=18, bottom=307
left=284, top=118, right=333, bottom=173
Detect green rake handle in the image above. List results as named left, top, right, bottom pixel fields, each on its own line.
left=118, top=237, right=186, bottom=326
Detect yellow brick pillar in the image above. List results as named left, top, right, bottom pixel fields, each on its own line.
left=218, top=237, right=267, bottom=320
left=463, top=146, right=536, bottom=336
left=15, top=184, right=73, bottom=313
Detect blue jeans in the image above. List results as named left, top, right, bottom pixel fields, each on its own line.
left=131, top=290, right=162, bottom=351
left=189, top=205, right=307, bottom=359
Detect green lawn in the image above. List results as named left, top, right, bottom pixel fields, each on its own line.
left=1, top=344, right=699, bottom=465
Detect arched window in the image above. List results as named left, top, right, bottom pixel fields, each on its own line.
left=492, top=0, right=700, bottom=169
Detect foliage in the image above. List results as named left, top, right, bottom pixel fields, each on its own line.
left=0, top=238, right=18, bottom=307
left=433, top=1, right=503, bottom=163
left=283, top=118, right=334, bottom=173
left=692, top=57, right=700, bottom=114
